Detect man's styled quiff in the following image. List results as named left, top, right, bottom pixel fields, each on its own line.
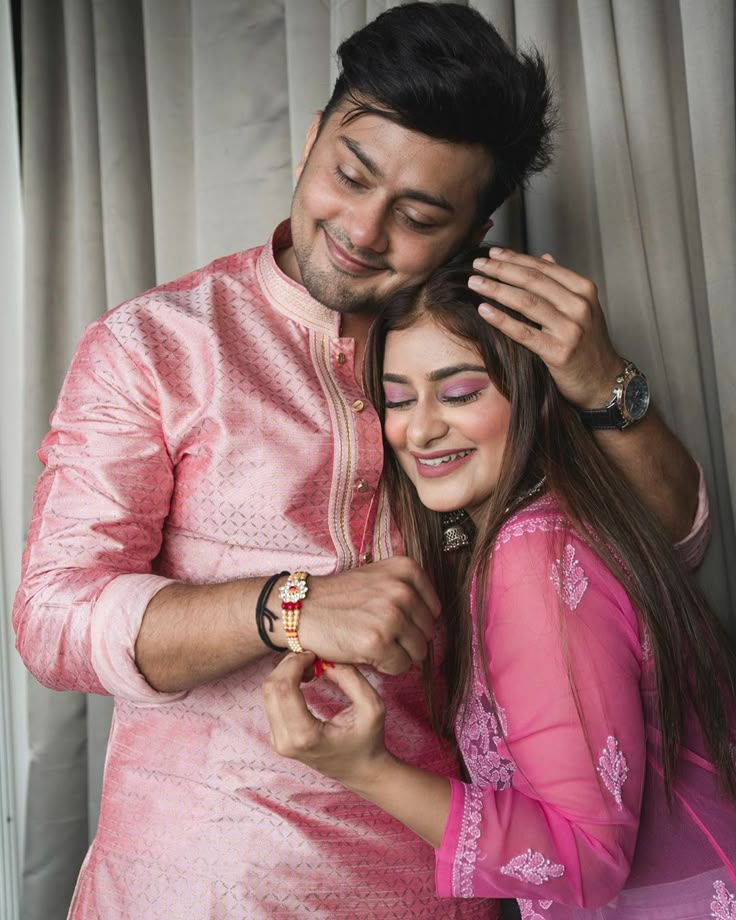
left=322, top=2, right=556, bottom=222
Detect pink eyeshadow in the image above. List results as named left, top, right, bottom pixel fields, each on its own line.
left=383, top=384, right=413, bottom=403
left=440, top=379, right=488, bottom=399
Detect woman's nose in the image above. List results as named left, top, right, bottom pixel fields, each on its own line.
left=407, top=401, right=447, bottom=447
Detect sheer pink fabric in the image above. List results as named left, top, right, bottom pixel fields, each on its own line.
left=14, top=224, right=496, bottom=919
left=436, top=495, right=735, bottom=919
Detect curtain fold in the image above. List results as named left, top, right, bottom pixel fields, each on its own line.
left=8, top=2, right=735, bottom=917
left=1, top=2, right=25, bottom=916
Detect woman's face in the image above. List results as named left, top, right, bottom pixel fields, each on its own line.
left=382, top=315, right=511, bottom=519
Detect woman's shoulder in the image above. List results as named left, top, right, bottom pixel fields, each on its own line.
left=490, top=492, right=633, bottom=615
left=494, top=492, right=570, bottom=550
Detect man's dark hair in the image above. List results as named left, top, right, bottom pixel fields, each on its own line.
left=322, top=2, right=556, bottom=221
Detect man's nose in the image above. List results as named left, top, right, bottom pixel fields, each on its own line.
left=343, top=199, right=389, bottom=254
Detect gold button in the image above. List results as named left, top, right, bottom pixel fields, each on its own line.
left=352, top=399, right=365, bottom=413
left=336, top=353, right=347, bottom=365
left=355, top=479, right=369, bottom=493
left=361, top=552, right=373, bottom=565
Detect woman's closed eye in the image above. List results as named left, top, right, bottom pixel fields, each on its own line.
left=383, top=384, right=415, bottom=409
left=438, top=381, right=489, bottom=404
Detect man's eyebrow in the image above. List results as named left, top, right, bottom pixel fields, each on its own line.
left=383, top=364, right=487, bottom=384
left=339, top=136, right=455, bottom=213
left=340, top=136, right=382, bottom=178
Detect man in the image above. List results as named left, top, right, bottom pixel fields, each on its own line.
left=14, top=4, right=704, bottom=918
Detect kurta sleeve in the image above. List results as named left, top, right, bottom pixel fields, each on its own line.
left=436, top=522, right=646, bottom=908
left=673, top=463, right=710, bottom=569
left=13, top=320, right=184, bottom=704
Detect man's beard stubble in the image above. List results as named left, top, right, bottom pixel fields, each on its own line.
left=297, top=256, right=385, bottom=316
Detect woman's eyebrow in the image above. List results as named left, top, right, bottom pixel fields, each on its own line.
left=427, top=363, right=487, bottom=382
left=382, top=364, right=487, bottom=384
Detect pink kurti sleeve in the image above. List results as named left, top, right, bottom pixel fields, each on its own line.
left=436, top=520, right=646, bottom=908
left=673, top=463, right=710, bottom=569
left=13, top=320, right=183, bottom=703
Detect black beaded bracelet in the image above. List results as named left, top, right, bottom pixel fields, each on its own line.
left=255, top=571, right=289, bottom=652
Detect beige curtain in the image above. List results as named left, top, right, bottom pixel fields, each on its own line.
left=2, top=0, right=734, bottom=916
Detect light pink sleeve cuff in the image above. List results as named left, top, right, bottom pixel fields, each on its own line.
left=674, top=463, right=711, bottom=570
left=91, top=573, right=188, bottom=705
left=435, top=777, right=466, bottom=898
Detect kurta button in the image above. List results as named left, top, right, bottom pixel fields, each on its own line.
left=352, top=399, right=365, bottom=413
left=355, top=479, right=369, bottom=493
left=336, top=353, right=347, bottom=365
left=361, top=552, right=373, bottom=564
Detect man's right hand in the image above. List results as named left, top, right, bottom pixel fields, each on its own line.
left=279, top=557, right=441, bottom=675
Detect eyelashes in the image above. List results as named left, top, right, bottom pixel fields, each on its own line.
left=383, top=389, right=486, bottom=409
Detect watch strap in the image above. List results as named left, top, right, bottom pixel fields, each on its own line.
left=578, top=403, right=627, bottom=430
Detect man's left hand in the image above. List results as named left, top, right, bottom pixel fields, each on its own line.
left=469, top=247, right=624, bottom=408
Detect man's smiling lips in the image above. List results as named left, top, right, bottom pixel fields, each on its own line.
left=410, top=448, right=475, bottom=478
left=322, top=227, right=388, bottom=275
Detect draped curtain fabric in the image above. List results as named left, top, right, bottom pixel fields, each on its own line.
left=3, top=0, right=734, bottom=916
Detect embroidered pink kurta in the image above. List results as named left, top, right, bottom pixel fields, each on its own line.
left=436, top=494, right=735, bottom=920
left=14, top=223, right=496, bottom=919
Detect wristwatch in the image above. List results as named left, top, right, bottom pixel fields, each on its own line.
left=578, top=361, right=650, bottom=430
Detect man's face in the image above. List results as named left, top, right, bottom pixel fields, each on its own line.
left=286, top=103, right=493, bottom=315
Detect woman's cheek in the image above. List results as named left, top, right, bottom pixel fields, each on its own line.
left=382, top=414, right=405, bottom=452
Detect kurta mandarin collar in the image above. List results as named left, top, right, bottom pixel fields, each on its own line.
left=257, top=219, right=344, bottom=335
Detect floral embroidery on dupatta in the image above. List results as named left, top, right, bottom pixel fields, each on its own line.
left=453, top=596, right=518, bottom=897
left=711, top=880, right=736, bottom=919
left=456, top=624, right=516, bottom=791
left=550, top=544, right=589, bottom=610
left=596, top=736, right=629, bottom=809
left=518, top=899, right=553, bottom=919
left=452, top=785, right=484, bottom=898
left=640, top=628, right=652, bottom=663
left=454, top=501, right=567, bottom=899
left=500, top=849, right=565, bottom=885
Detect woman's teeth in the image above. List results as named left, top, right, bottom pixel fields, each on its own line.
left=417, top=450, right=472, bottom=467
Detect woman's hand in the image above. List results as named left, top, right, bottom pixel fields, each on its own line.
left=262, top=652, right=392, bottom=791
left=469, top=247, right=624, bottom=409
left=263, top=652, right=452, bottom=847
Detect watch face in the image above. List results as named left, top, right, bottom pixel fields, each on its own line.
left=623, top=375, right=650, bottom=421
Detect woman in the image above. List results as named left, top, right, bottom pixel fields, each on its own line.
left=263, top=249, right=736, bottom=918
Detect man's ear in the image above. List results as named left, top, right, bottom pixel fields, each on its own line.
left=295, top=112, right=323, bottom=182
left=472, top=219, right=494, bottom=245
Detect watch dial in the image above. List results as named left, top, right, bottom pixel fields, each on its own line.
left=624, top=376, right=650, bottom=420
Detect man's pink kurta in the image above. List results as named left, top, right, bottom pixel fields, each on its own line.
left=14, top=223, right=496, bottom=919
left=436, top=495, right=735, bottom=919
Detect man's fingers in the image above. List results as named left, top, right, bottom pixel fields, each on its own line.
left=477, top=246, right=595, bottom=299
left=395, top=557, right=441, bottom=621
left=478, top=302, right=549, bottom=358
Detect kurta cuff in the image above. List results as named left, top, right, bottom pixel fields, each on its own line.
left=435, top=777, right=467, bottom=897
left=674, top=463, right=710, bottom=569
left=91, top=572, right=185, bottom=704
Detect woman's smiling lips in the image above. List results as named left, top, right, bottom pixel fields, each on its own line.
left=410, top=448, right=475, bottom=478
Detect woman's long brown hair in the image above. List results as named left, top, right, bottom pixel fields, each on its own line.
left=364, top=248, right=736, bottom=800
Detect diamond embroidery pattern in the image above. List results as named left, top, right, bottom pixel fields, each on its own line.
left=500, top=849, right=565, bottom=885
left=550, top=544, right=589, bottom=610
left=18, top=229, right=494, bottom=918
left=711, top=880, right=736, bottom=920
left=597, top=736, right=629, bottom=809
